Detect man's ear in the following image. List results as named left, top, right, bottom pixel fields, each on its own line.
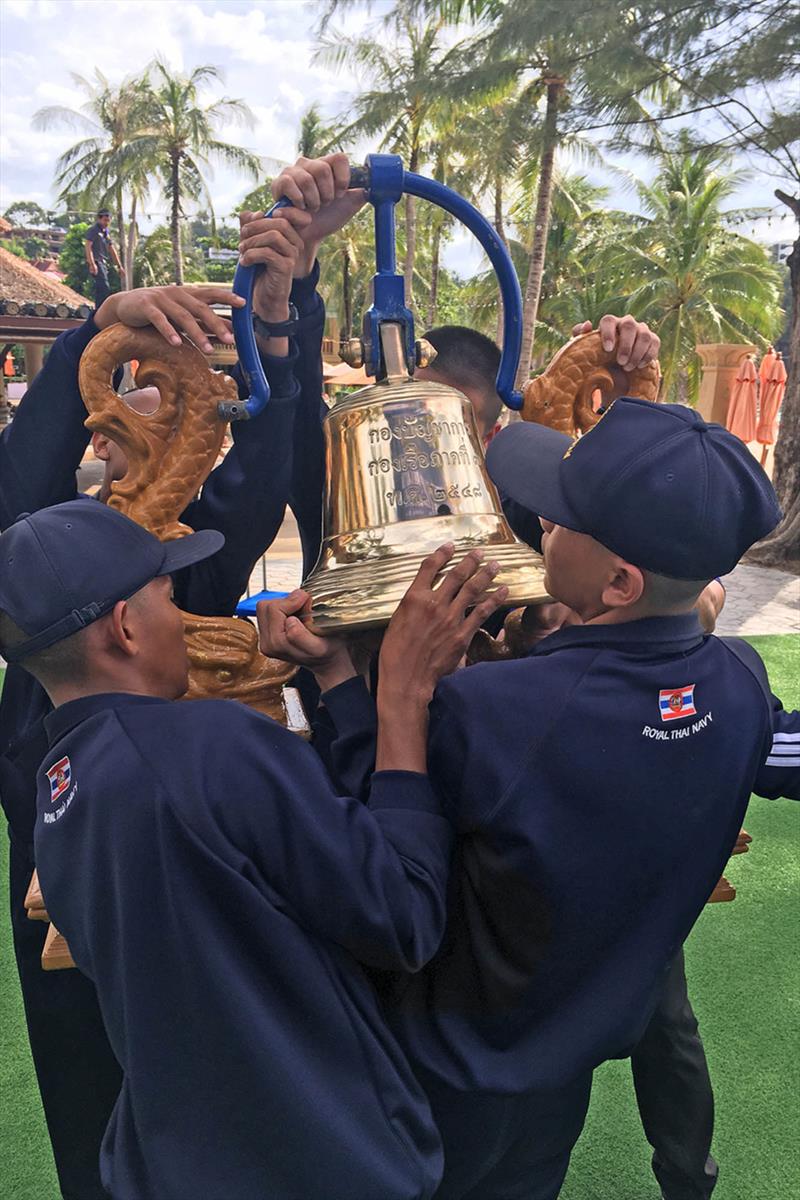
left=105, top=600, right=138, bottom=659
left=600, top=559, right=644, bottom=610
left=91, top=431, right=111, bottom=461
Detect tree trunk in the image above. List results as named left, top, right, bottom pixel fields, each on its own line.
left=115, top=182, right=127, bottom=280
left=426, top=216, right=443, bottom=329
left=170, top=153, right=184, bottom=285
left=342, top=249, right=352, bottom=340
left=515, top=78, right=563, bottom=392
left=494, top=177, right=506, bottom=346
left=750, top=194, right=799, bottom=564
left=404, top=146, right=419, bottom=308
left=125, top=195, right=138, bottom=291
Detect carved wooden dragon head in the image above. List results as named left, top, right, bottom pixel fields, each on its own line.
left=521, top=330, right=661, bottom=436
left=79, top=324, right=294, bottom=723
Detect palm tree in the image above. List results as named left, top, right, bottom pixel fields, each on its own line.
left=380, top=0, right=720, bottom=387
left=132, top=61, right=261, bottom=283
left=297, top=103, right=344, bottom=159
left=465, top=172, right=622, bottom=353
left=610, top=139, right=784, bottom=402
left=33, top=69, right=153, bottom=287
left=315, top=13, right=467, bottom=307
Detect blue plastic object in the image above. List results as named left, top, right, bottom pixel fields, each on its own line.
left=235, top=589, right=290, bottom=616
left=228, top=155, right=524, bottom=420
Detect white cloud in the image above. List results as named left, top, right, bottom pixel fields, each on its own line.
left=0, top=0, right=792, bottom=261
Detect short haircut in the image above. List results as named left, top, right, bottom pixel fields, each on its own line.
left=424, top=326, right=501, bottom=403
left=0, top=611, right=92, bottom=688
left=97, top=208, right=110, bottom=217
left=641, top=571, right=712, bottom=614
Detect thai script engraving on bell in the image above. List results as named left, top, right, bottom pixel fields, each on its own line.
left=303, top=375, right=550, bottom=632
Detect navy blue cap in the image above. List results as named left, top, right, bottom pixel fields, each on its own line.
left=486, top=397, right=782, bottom=579
left=0, top=501, right=224, bottom=664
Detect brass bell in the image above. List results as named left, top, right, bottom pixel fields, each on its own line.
left=303, top=325, right=549, bottom=632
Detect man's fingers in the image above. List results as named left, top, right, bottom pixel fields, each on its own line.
left=240, top=223, right=306, bottom=258
left=299, top=157, right=336, bottom=206
left=408, top=543, right=456, bottom=592
left=615, top=316, right=638, bottom=367
left=328, top=153, right=353, bottom=195
left=158, top=299, right=215, bottom=353
left=278, top=167, right=321, bottom=211
left=434, top=548, right=485, bottom=603
left=185, top=285, right=246, bottom=308
left=284, top=617, right=331, bottom=659
left=598, top=314, right=617, bottom=353
left=630, top=327, right=660, bottom=368
left=176, top=292, right=237, bottom=343
left=452, top=559, right=501, bottom=610
left=271, top=173, right=305, bottom=207
left=463, top=587, right=509, bottom=637
left=270, top=589, right=311, bottom=618
left=571, top=320, right=592, bottom=337
left=142, top=304, right=182, bottom=347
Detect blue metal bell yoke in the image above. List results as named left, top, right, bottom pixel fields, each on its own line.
left=224, top=153, right=524, bottom=421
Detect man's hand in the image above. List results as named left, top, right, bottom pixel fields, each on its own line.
left=94, top=285, right=243, bottom=353
left=267, top=153, right=367, bottom=277
left=237, top=207, right=313, bottom=322
left=256, top=589, right=356, bottom=693
left=379, top=545, right=508, bottom=709
left=572, top=315, right=660, bottom=370
left=375, top=545, right=508, bottom=773
left=88, top=262, right=98, bottom=276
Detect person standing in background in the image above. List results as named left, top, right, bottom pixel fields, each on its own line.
left=84, top=209, right=125, bottom=306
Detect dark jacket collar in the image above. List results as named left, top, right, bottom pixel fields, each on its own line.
left=532, top=612, right=706, bottom=658
left=45, top=693, right=169, bottom=746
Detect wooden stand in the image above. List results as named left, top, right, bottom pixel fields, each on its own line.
left=24, top=868, right=76, bottom=970
left=707, top=829, right=752, bottom=904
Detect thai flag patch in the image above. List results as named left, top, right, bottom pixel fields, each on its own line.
left=659, top=685, right=697, bottom=722
left=46, top=756, right=71, bottom=802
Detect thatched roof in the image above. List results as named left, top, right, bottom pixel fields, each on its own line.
left=0, top=245, right=88, bottom=306
left=0, top=217, right=12, bottom=234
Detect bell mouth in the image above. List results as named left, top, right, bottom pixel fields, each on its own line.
left=303, top=529, right=550, bottom=634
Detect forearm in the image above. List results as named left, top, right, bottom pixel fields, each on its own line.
left=84, top=245, right=95, bottom=270
left=0, top=318, right=98, bottom=526
left=294, top=242, right=319, bottom=284
left=253, top=292, right=291, bottom=359
left=376, top=690, right=430, bottom=775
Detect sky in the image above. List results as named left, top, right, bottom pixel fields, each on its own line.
left=0, top=0, right=796, bottom=279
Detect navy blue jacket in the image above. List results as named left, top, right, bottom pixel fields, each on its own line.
left=325, top=617, right=798, bottom=1093
left=0, top=305, right=304, bottom=851
left=288, top=263, right=327, bottom=574
left=35, top=693, right=450, bottom=1200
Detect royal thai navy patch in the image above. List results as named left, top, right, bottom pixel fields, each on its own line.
left=659, top=685, right=697, bottom=722
left=46, top=756, right=71, bottom=803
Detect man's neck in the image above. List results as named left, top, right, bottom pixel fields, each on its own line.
left=583, top=601, right=697, bottom=627
left=47, top=678, right=168, bottom=708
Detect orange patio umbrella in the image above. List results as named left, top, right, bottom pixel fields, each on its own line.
left=758, top=345, right=776, bottom=400
left=3, top=351, right=14, bottom=378
left=726, top=354, right=757, bottom=443
left=756, top=351, right=787, bottom=464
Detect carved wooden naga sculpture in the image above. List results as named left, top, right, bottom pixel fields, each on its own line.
left=30, top=326, right=301, bottom=969
left=78, top=325, right=295, bottom=720
left=521, top=330, right=660, bottom=435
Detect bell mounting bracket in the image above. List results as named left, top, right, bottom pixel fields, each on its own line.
left=227, top=154, right=524, bottom=420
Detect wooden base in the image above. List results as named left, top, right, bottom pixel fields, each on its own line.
left=42, top=922, right=76, bottom=971
left=24, top=869, right=48, bottom=921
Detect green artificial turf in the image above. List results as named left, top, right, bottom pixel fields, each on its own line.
left=1, top=637, right=798, bottom=1200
